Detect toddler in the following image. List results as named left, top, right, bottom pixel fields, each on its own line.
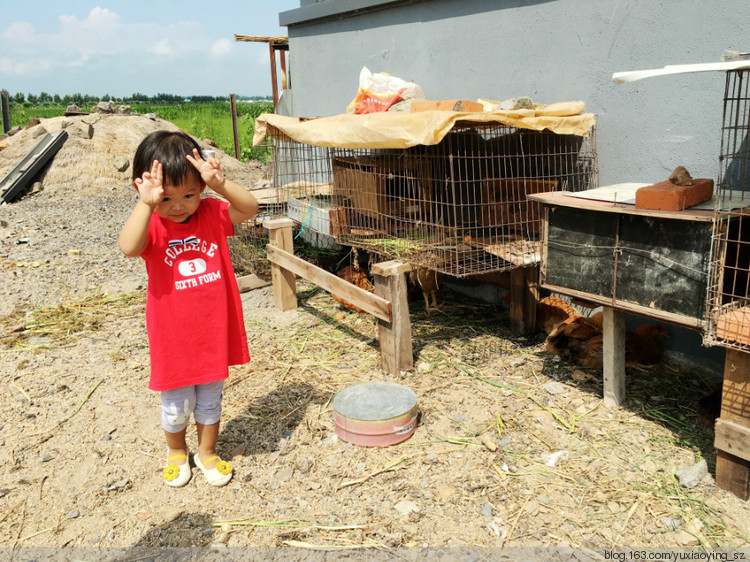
left=119, top=131, right=258, bottom=487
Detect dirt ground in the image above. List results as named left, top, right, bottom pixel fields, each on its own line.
left=1, top=116, right=749, bottom=558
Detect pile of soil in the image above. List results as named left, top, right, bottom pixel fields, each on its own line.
left=0, top=115, right=749, bottom=555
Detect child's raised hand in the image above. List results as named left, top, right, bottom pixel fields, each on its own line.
left=187, top=149, right=226, bottom=193
left=134, top=159, right=164, bottom=208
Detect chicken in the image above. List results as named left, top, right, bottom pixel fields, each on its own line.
left=332, top=265, right=374, bottom=313
left=536, top=296, right=578, bottom=334
left=625, top=323, right=669, bottom=368
left=545, top=314, right=603, bottom=363
left=408, top=266, right=442, bottom=315
left=545, top=318, right=668, bottom=371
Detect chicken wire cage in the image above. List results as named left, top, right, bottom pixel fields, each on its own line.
left=707, top=69, right=750, bottom=351
left=270, top=121, right=598, bottom=277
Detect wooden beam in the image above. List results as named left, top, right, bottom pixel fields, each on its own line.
left=540, top=283, right=703, bottom=330
left=373, top=260, right=413, bottom=374
left=265, top=245, right=392, bottom=322
left=236, top=273, right=271, bottom=293
left=235, top=34, right=289, bottom=44
left=715, top=419, right=750, bottom=463
left=264, top=218, right=297, bottom=311
left=602, top=306, right=626, bottom=407
left=715, top=348, right=750, bottom=500
left=280, top=49, right=288, bottom=90
left=269, top=41, right=279, bottom=108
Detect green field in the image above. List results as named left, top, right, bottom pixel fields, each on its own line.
left=9, top=101, right=274, bottom=163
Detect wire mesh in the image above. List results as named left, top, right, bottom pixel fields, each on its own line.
left=707, top=69, right=750, bottom=350
left=272, top=121, right=597, bottom=277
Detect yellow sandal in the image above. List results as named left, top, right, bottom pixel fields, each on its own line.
left=163, top=453, right=191, bottom=487
left=194, top=453, right=232, bottom=487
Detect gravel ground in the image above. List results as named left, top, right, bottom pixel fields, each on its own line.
left=0, top=119, right=749, bottom=558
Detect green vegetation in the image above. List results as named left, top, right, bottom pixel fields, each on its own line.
left=6, top=93, right=274, bottom=163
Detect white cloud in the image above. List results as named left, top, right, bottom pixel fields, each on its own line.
left=151, top=39, right=175, bottom=57
left=3, top=21, right=36, bottom=42
left=0, top=6, right=277, bottom=96
left=210, top=38, right=232, bottom=58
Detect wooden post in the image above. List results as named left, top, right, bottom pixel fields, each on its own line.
left=372, top=261, right=413, bottom=375
left=602, top=306, right=626, bottom=407
left=280, top=49, right=288, bottom=90
left=264, top=218, right=297, bottom=311
left=229, top=94, right=240, bottom=159
left=1, top=90, right=9, bottom=134
left=715, top=348, right=750, bottom=500
left=269, top=41, right=279, bottom=109
left=509, top=265, right=538, bottom=332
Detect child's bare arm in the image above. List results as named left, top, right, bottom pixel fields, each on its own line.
left=187, top=150, right=259, bottom=224
left=118, top=160, right=163, bottom=257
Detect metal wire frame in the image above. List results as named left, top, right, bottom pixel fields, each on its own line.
left=706, top=70, right=750, bottom=351
left=271, top=121, right=598, bottom=277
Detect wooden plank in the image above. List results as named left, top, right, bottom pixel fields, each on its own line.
left=265, top=219, right=297, bottom=311
left=715, top=348, right=750, bottom=500
left=265, top=245, right=392, bottom=322
left=371, top=260, right=413, bottom=277
left=374, top=266, right=413, bottom=374
left=530, top=191, right=715, bottom=221
left=602, top=307, right=626, bottom=407
left=715, top=419, right=750, bottom=463
left=236, top=273, right=271, bottom=293
left=0, top=130, right=68, bottom=203
left=540, top=284, right=704, bottom=330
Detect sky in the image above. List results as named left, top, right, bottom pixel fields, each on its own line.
left=0, top=1, right=300, bottom=99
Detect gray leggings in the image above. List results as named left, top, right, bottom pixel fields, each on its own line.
left=160, top=380, right=224, bottom=433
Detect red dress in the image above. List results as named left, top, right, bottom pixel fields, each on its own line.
left=140, top=197, right=249, bottom=391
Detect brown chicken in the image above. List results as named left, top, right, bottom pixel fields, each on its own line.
left=408, top=266, right=442, bottom=315
left=332, top=265, right=374, bottom=313
left=546, top=318, right=668, bottom=371
left=536, top=296, right=578, bottom=334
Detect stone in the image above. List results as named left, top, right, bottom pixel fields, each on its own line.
left=25, top=117, right=41, bottom=129
left=32, top=126, right=47, bottom=139
left=675, top=459, right=708, bottom=488
left=542, top=381, right=565, bottom=395
left=95, top=101, right=115, bottom=114
left=394, top=500, right=419, bottom=518
left=114, top=156, right=129, bottom=172
left=116, top=104, right=131, bottom=114
left=64, top=104, right=84, bottom=115
left=76, top=123, right=94, bottom=140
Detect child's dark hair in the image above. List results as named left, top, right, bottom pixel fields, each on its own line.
left=132, top=131, right=204, bottom=187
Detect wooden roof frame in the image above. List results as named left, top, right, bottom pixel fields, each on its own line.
left=235, top=35, right=289, bottom=108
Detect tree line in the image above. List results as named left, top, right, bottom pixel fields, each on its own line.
left=6, top=92, right=273, bottom=107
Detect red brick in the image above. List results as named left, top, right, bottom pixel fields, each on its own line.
left=635, top=178, right=714, bottom=211
left=410, top=99, right=484, bottom=113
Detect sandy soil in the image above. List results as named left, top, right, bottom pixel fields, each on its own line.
left=0, top=115, right=749, bottom=558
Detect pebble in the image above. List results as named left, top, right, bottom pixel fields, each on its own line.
left=65, top=509, right=80, bottom=519
left=543, top=381, right=566, bottom=395
left=480, top=502, right=494, bottom=517
left=675, top=459, right=708, bottom=488
left=394, top=500, right=419, bottom=518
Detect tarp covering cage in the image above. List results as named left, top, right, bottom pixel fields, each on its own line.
left=254, top=105, right=598, bottom=277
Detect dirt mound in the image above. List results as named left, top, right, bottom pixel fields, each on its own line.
left=0, top=114, right=265, bottom=197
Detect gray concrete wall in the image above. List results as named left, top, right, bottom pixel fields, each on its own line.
left=280, top=0, right=748, bottom=186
